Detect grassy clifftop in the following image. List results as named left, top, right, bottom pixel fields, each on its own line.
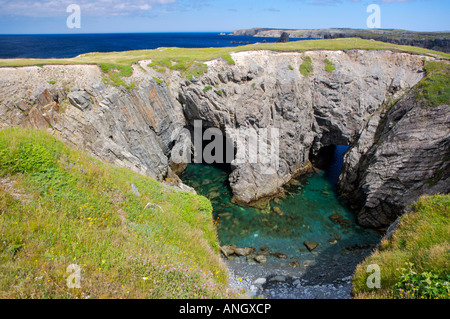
left=0, top=127, right=231, bottom=298
left=352, top=194, right=450, bottom=299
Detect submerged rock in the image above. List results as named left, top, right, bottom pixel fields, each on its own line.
left=289, top=261, right=302, bottom=267
left=272, top=206, right=284, bottom=216
left=303, top=241, right=319, bottom=252
left=272, top=252, right=287, bottom=259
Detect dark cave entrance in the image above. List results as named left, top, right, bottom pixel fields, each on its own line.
left=186, top=122, right=236, bottom=175
left=310, top=144, right=349, bottom=185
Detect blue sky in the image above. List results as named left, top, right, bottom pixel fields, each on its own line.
left=0, top=0, right=449, bottom=34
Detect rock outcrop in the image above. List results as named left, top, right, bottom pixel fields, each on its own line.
left=0, top=64, right=189, bottom=190
left=176, top=50, right=425, bottom=204
left=338, top=89, right=450, bottom=228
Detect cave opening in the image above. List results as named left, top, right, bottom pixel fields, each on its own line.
left=310, top=144, right=349, bottom=185
left=183, top=122, right=236, bottom=175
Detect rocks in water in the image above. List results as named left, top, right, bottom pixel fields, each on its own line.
left=219, top=245, right=254, bottom=258
left=329, top=213, right=343, bottom=224
left=276, top=32, right=290, bottom=43
left=289, top=261, right=302, bottom=267
left=234, top=247, right=255, bottom=256
left=329, top=213, right=352, bottom=228
left=271, top=252, right=287, bottom=259
left=272, top=206, right=284, bottom=216
left=254, top=254, right=267, bottom=264
left=303, top=260, right=314, bottom=267
left=303, top=241, right=319, bottom=252
left=207, top=191, right=220, bottom=199
left=220, top=244, right=237, bottom=258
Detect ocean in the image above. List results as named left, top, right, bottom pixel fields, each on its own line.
left=0, top=32, right=312, bottom=59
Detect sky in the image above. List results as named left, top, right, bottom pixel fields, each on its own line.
left=0, top=0, right=449, bottom=34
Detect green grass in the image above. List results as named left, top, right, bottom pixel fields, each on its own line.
left=152, top=77, right=164, bottom=85
left=299, top=56, right=313, bottom=76
left=221, top=54, right=235, bottom=65
left=288, top=65, right=294, bottom=70
left=324, top=58, right=335, bottom=72
left=47, top=81, right=56, bottom=85
left=352, top=194, right=450, bottom=299
left=203, top=86, right=213, bottom=93
left=415, top=60, right=450, bottom=107
left=0, top=127, right=233, bottom=299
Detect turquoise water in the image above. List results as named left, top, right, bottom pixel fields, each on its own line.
left=180, top=147, right=380, bottom=264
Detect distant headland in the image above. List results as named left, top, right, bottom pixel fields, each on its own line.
left=231, top=28, right=450, bottom=53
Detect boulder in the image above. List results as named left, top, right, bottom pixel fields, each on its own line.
left=272, top=252, right=287, bottom=259
left=68, top=91, right=92, bottom=111
left=303, top=241, right=319, bottom=252
left=220, top=245, right=237, bottom=258
left=269, top=275, right=286, bottom=282
left=253, top=278, right=267, bottom=285
left=276, top=32, right=290, bottom=43
left=254, top=254, right=267, bottom=264
left=234, top=247, right=255, bottom=257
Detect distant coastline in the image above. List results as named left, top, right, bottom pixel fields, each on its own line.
left=232, top=28, right=450, bottom=53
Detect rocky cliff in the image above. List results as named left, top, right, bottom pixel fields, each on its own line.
left=338, top=83, right=449, bottom=228
left=0, top=49, right=448, bottom=228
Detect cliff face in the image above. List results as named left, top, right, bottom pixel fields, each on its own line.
left=338, top=90, right=450, bottom=228
left=0, top=49, right=447, bottom=228
left=176, top=50, right=425, bottom=204
left=0, top=64, right=189, bottom=189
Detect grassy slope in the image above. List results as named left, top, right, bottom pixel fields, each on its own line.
left=352, top=194, right=450, bottom=299
left=0, top=38, right=449, bottom=70
left=0, top=127, right=232, bottom=299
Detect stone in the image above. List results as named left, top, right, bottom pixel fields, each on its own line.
left=303, top=241, right=319, bottom=252
left=289, top=261, right=302, bottom=267
left=254, top=254, right=267, bottom=264
left=329, top=213, right=344, bottom=225
left=272, top=252, right=287, bottom=259
left=68, top=91, right=92, bottom=111
left=253, top=278, right=267, bottom=285
left=272, top=206, right=284, bottom=216
left=269, top=275, right=286, bottom=282
left=276, top=32, right=290, bottom=43
left=233, top=247, right=255, bottom=257
left=219, top=245, right=237, bottom=258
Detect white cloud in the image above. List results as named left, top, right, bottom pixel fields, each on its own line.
left=0, top=0, right=176, bottom=17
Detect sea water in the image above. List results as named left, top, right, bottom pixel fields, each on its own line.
left=180, top=146, right=380, bottom=297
